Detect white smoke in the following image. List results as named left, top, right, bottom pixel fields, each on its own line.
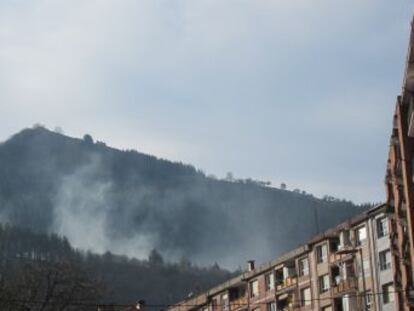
left=52, top=154, right=155, bottom=259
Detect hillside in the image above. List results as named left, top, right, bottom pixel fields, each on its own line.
left=0, top=223, right=232, bottom=309
left=0, top=126, right=369, bottom=267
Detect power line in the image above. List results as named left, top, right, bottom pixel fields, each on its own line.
left=0, top=289, right=407, bottom=308
left=167, top=289, right=407, bottom=308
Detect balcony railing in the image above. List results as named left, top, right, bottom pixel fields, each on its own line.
left=330, top=246, right=355, bottom=262
left=276, top=300, right=300, bottom=311
left=330, top=252, right=350, bottom=263
left=229, top=296, right=247, bottom=311
left=331, top=278, right=358, bottom=296
left=276, top=277, right=297, bottom=291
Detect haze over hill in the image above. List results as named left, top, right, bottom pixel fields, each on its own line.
left=0, top=126, right=371, bottom=268
left=0, top=223, right=233, bottom=307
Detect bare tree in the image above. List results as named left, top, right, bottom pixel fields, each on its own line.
left=0, top=259, right=102, bottom=311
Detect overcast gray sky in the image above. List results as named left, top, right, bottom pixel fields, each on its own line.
left=1, top=1, right=414, bottom=204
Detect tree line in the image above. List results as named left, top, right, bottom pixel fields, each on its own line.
left=0, top=224, right=234, bottom=310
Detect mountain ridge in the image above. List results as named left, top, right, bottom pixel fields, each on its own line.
left=0, top=126, right=370, bottom=268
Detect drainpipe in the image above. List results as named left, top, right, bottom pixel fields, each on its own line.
left=359, top=248, right=367, bottom=311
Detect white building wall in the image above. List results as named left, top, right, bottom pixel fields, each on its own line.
left=370, top=213, right=396, bottom=311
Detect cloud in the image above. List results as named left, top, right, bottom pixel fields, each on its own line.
left=0, top=0, right=414, bottom=203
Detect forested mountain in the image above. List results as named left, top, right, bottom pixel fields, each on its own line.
left=0, top=223, right=232, bottom=310
left=0, top=126, right=370, bottom=268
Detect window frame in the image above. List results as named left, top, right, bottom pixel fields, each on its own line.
left=300, top=287, right=312, bottom=306
left=365, top=290, right=373, bottom=309
left=221, top=293, right=229, bottom=311
left=318, top=274, right=330, bottom=293
left=379, top=249, right=392, bottom=271
left=250, top=280, right=259, bottom=298
left=316, top=244, right=328, bottom=264
left=266, top=302, right=276, bottom=311
left=298, top=256, right=309, bottom=277
left=355, top=226, right=367, bottom=246
left=382, top=283, right=395, bottom=304
left=377, top=217, right=389, bottom=238
left=265, top=272, right=275, bottom=291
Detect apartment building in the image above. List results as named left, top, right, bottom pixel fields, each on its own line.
left=168, top=14, right=414, bottom=311
left=385, top=15, right=414, bottom=311
left=169, top=204, right=395, bottom=311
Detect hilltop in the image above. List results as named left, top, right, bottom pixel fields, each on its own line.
left=0, top=126, right=369, bottom=267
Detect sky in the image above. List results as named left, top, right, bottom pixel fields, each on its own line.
left=1, top=0, right=414, bottom=204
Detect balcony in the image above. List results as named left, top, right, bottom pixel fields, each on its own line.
left=276, top=293, right=297, bottom=311
left=332, top=278, right=358, bottom=296
left=330, top=252, right=353, bottom=263
left=276, top=277, right=297, bottom=291
left=330, top=245, right=355, bottom=263
left=229, top=296, right=247, bottom=311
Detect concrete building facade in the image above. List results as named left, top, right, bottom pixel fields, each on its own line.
left=385, top=15, right=414, bottom=311
left=169, top=205, right=395, bottom=311
left=169, top=14, right=414, bottom=311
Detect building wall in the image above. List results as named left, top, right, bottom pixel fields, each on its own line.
left=384, top=14, right=414, bottom=311
left=167, top=15, right=414, bottom=311
left=169, top=207, right=395, bottom=311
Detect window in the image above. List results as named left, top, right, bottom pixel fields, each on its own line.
left=383, top=283, right=395, bottom=304
left=316, top=244, right=328, bottom=263
left=267, top=302, right=276, bottom=311
left=342, top=294, right=352, bottom=311
left=339, top=230, right=351, bottom=248
left=283, top=265, right=296, bottom=279
left=265, top=272, right=274, bottom=291
left=365, top=291, right=373, bottom=309
left=301, top=287, right=311, bottom=306
left=250, top=280, right=259, bottom=297
left=299, top=257, right=309, bottom=276
left=342, top=260, right=355, bottom=279
left=319, top=274, right=330, bottom=293
left=331, top=265, right=340, bottom=285
left=379, top=249, right=392, bottom=271
left=275, top=268, right=284, bottom=285
left=321, top=306, right=332, bottom=311
left=358, top=258, right=371, bottom=277
left=211, top=299, right=218, bottom=311
left=221, top=294, right=229, bottom=311
left=377, top=217, right=389, bottom=238
left=355, top=226, right=367, bottom=246
left=330, top=238, right=340, bottom=252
